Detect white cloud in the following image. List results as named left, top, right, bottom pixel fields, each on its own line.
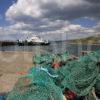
left=6, top=0, right=100, bottom=22
left=6, top=0, right=42, bottom=22
left=0, top=20, right=100, bottom=41
left=0, top=0, right=100, bottom=40
left=93, top=22, right=100, bottom=32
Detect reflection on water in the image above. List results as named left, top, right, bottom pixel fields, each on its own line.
left=0, top=41, right=100, bottom=56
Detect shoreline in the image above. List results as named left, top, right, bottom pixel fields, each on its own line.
left=65, top=42, right=100, bottom=45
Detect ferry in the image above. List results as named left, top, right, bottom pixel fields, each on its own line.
left=18, top=35, right=50, bottom=46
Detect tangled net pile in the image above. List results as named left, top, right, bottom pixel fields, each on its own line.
left=7, top=51, right=100, bottom=100
left=7, top=66, right=63, bottom=100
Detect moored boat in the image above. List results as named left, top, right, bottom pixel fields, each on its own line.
left=17, top=35, right=50, bottom=46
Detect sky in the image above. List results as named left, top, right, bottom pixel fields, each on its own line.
left=0, top=0, right=100, bottom=41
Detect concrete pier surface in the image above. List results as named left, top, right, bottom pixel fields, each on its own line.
left=0, top=51, right=33, bottom=93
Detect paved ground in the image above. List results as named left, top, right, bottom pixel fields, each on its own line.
left=0, top=51, right=33, bottom=93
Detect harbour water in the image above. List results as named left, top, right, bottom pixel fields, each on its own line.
left=0, top=41, right=100, bottom=56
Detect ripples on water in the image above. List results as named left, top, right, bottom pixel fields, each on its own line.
left=0, top=41, right=100, bottom=56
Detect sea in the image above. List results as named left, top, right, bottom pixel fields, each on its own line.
left=0, top=41, right=100, bottom=56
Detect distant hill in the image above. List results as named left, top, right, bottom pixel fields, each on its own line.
left=67, top=35, right=100, bottom=44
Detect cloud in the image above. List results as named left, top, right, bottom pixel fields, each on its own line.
left=85, top=0, right=100, bottom=4
left=6, top=0, right=100, bottom=22
left=0, top=0, right=100, bottom=41
left=0, top=21, right=99, bottom=41
left=93, top=22, right=100, bottom=32
left=6, top=0, right=42, bottom=23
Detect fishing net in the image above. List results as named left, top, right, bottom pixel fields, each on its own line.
left=32, top=52, right=70, bottom=67
left=32, top=53, right=54, bottom=67
left=57, top=51, right=100, bottom=96
left=7, top=51, right=100, bottom=100
left=7, top=67, right=63, bottom=100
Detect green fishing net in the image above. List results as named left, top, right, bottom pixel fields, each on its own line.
left=79, top=51, right=100, bottom=63
left=32, top=53, right=54, bottom=67
left=33, top=52, right=70, bottom=64
left=7, top=67, right=63, bottom=100
left=7, top=51, right=100, bottom=100
left=57, top=51, right=100, bottom=96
